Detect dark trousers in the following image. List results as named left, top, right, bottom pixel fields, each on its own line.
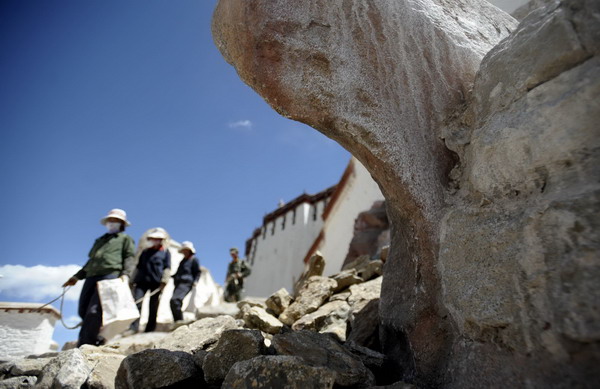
left=130, top=282, right=161, bottom=332
left=77, top=273, right=117, bottom=346
left=170, top=281, right=193, bottom=321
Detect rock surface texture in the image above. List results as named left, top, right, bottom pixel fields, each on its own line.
left=212, top=0, right=599, bottom=386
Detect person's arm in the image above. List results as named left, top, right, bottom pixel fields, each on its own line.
left=241, top=261, right=251, bottom=278
left=192, top=258, right=201, bottom=285
left=160, top=250, right=171, bottom=286
left=120, top=235, right=137, bottom=279
left=63, top=236, right=103, bottom=286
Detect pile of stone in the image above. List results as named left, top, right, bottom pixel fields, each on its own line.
left=0, top=256, right=413, bottom=388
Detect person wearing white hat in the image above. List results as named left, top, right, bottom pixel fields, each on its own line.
left=62, top=208, right=136, bottom=346
left=129, top=228, right=171, bottom=333
left=170, top=241, right=201, bottom=322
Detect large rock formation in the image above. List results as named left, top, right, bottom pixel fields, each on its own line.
left=212, top=0, right=599, bottom=387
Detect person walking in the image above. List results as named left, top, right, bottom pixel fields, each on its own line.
left=129, top=229, right=171, bottom=333
left=62, top=208, right=136, bottom=346
left=224, top=247, right=251, bottom=302
left=170, top=241, right=201, bottom=322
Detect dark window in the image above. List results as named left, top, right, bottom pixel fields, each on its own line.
left=262, top=226, right=266, bottom=239
left=313, top=203, right=318, bottom=221
left=282, top=214, right=286, bottom=230
left=271, top=221, right=276, bottom=235
left=292, top=209, right=296, bottom=224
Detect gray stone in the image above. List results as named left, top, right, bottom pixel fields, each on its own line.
left=348, top=276, right=382, bottom=314
left=7, top=358, right=51, bottom=377
left=115, top=349, right=199, bottom=389
left=222, top=355, right=336, bottom=389
left=155, top=315, right=240, bottom=352
left=279, top=276, right=337, bottom=326
left=35, top=348, right=91, bottom=389
left=356, top=260, right=383, bottom=282
left=343, top=200, right=390, bottom=268
left=212, top=0, right=600, bottom=386
left=0, top=376, right=36, bottom=388
left=331, top=269, right=363, bottom=293
left=293, top=251, right=325, bottom=295
left=240, top=305, right=284, bottom=335
left=329, top=290, right=351, bottom=302
left=272, top=330, right=375, bottom=387
left=347, top=299, right=380, bottom=350
left=236, top=297, right=267, bottom=310
left=80, top=345, right=126, bottom=389
left=203, top=329, right=266, bottom=385
left=291, top=300, right=351, bottom=341
left=265, top=288, right=293, bottom=316
left=196, top=302, right=239, bottom=319
left=106, top=332, right=168, bottom=356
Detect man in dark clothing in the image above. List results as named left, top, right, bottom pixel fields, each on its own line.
left=224, top=247, right=251, bottom=302
left=63, top=208, right=136, bottom=346
left=129, top=228, right=171, bottom=333
left=170, top=241, right=201, bottom=322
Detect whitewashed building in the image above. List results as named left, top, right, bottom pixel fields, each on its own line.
left=244, top=157, right=384, bottom=297
left=0, top=303, right=60, bottom=359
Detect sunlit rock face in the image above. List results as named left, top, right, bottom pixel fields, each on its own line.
left=212, top=0, right=599, bottom=386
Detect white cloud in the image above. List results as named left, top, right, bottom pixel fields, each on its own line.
left=228, top=120, right=253, bottom=130
left=0, top=264, right=83, bottom=302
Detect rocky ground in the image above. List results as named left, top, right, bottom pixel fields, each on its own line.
left=0, top=256, right=411, bottom=389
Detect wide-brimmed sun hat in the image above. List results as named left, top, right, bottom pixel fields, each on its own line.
left=100, top=208, right=131, bottom=226
left=179, top=241, right=196, bottom=254
left=147, top=229, right=167, bottom=240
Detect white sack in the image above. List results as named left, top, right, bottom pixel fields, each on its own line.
left=97, top=278, right=139, bottom=341
left=184, top=266, right=223, bottom=313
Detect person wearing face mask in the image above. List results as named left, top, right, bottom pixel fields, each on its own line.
left=128, top=228, right=171, bottom=333
left=62, top=208, right=136, bottom=346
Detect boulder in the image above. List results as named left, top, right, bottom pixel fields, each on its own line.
left=212, top=0, right=600, bottom=386
left=348, top=276, right=382, bottom=314
left=203, top=329, right=267, bottom=385
left=236, top=297, right=267, bottom=310
left=272, top=330, right=375, bottom=387
left=240, top=305, right=284, bottom=334
left=155, top=315, right=240, bottom=352
left=222, top=356, right=336, bottom=388
left=329, top=290, right=351, bottom=303
left=293, top=251, right=325, bottom=295
left=291, top=300, right=351, bottom=341
left=279, top=276, right=337, bottom=326
left=106, top=332, right=168, bottom=356
left=0, top=376, right=36, bottom=388
left=347, top=299, right=380, bottom=350
left=331, top=269, right=363, bottom=293
left=80, top=345, right=126, bottom=389
left=196, top=302, right=239, bottom=319
left=343, top=200, right=390, bottom=268
left=356, top=260, right=383, bottom=282
left=2, top=357, right=51, bottom=377
left=265, top=288, right=293, bottom=316
left=115, top=349, right=200, bottom=389
left=35, top=348, right=91, bottom=389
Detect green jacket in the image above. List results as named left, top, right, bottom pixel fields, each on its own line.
left=74, top=232, right=136, bottom=279
left=226, top=260, right=251, bottom=287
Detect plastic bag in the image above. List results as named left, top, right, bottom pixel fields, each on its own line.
left=97, top=278, right=140, bottom=341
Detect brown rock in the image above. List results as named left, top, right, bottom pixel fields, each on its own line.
left=279, top=276, right=337, bottom=326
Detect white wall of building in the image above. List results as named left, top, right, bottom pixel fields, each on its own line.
left=244, top=201, right=328, bottom=297
left=244, top=157, right=384, bottom=297
left=0, top=304, right=58, bottom=359
left=318, top=159, right=384, bottom=276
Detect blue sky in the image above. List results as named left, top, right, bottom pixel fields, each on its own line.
left=0, top=0, right=350, bottom=347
